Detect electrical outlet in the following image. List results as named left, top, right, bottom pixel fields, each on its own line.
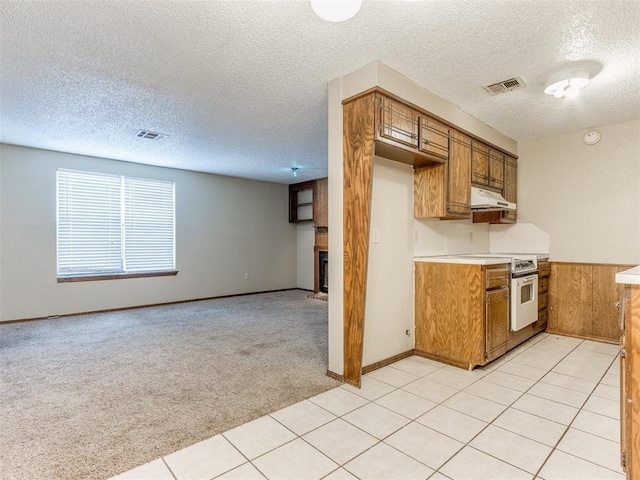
left=244, top=272, right=249, bottom=280
left=371, top=228, right=379, bottom=244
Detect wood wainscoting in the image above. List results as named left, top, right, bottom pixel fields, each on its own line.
left=547, top=262, right=633, bottom=343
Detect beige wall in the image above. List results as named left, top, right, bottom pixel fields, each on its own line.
left=0, top=144, right=297, bottom=321
left=296, top=223, right=314, bottom=290
left=518, top=119, right=640, bottom=264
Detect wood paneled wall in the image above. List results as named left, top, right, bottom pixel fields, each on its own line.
left=342, top=94, right=376, bottom=386
left=548, top=262, right=631, bottom=342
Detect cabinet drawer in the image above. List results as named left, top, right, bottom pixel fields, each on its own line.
left=539, top=261, right=550, bottom=277
left=538, top=292, right=548, bottom=311
left=536, top=308, right=548, bottom=328
left=486, top=267, right=509, bottom=290
left=538, top=277, right=549, bottom=295
left=419, top=117, right=449, bottom=159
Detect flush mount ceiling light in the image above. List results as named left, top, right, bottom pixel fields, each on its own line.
left=544, top=68, right=590, bottom=99
left=311, top=0, right=362, bottom=22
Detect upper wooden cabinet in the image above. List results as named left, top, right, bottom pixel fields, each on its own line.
left=489, top=149, right=505, bottom=190
left=374, top=94, right=447, bottom=167
left=471, top=141, right=490, bottom=185
left=289, top=178, right=328, bottom=225
left=473, top=155, right=518, bottom=224
left=414, top=129, right=471, bottom=219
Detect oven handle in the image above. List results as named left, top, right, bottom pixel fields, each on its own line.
left=520, top=275, right=538, bottom=283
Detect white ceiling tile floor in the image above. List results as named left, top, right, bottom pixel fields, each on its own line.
left=109, top=335, right=625, bottom=480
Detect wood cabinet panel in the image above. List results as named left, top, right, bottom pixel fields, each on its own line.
left=621, top=284, right=640, bottom=478
left=471, top=141, right=490, bottom=186
left=501, top=156, right=517, bottom=223
left=548, top=262, right=630, bottom=342
left=419, top=116, right=449, bottom=159
left=414, top=165, right=445, bottom=218
left=486, top=287, right=509, bottom=361
left=313, top=177, right=328, bottom=228
left=486, top=267, right=509, bottom=290
left=415, top=262, right=485, bottom=368
left=342, top=94, right=376, bottom=387
left=378, top=95, right=419, bottom=148
left=489, top=149, right=505, bottom=190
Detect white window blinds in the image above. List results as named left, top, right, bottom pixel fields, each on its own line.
left=57, top=169, right=175, bottom=276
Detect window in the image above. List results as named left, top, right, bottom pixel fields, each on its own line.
left=57, top=169, right=175, bottom=279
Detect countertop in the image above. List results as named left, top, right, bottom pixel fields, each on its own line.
left=414, top=255, right=512, bottom=266
left=616, top=265, right=640, bottom=285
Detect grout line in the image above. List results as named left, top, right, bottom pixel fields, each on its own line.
left=161, top=458, right=178, bottom=480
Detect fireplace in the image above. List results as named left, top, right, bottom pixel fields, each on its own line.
left=318, top=251, right=328, bottom=294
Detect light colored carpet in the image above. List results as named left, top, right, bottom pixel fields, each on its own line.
left=0, top=290, right=340, bottom=480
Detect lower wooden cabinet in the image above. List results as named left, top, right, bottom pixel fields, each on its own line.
left=620, top=284, right=640, bottom=478
left=415, top=262, right=509, bottom=369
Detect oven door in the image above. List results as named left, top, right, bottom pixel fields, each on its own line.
left=511, top=274, right=539, bottom=331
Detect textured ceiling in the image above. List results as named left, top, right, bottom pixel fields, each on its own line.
left=1, top=0, right=639, bottom=184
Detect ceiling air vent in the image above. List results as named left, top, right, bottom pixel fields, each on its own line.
left=135, top=130, right=164, bottom=140
left=483, top=77, right=526, bottom=96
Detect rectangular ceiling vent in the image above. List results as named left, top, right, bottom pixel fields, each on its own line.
left=483, top=77, right=526, bottom=96
left=135, top=130, right=164, bottom=140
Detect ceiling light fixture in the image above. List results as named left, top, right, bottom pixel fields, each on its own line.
left=311, top=0, right=362, bottom=22
left=544, top=68, right=590, bottom=99
left=291, top=167, right=299, bottom=177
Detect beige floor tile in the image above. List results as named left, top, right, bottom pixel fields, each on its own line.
left=416, top=405, right=488, bottom=443
left=470, top=425, right=552, bottom=474
left=342, top=402, right=409, bottom=439
left=592, top=383, right=619, bottom=401
left=576, top=341, right=621, bottom=356
left=302, top=418, right=378, bottom=465
left=322, top=468, right=359, bottom=480
left=344, top=442, right=434, bottom=480
left=374, top=389, right=437, bottom=419
left=511, top=393, right=578, bottom=425
left=528, top=382, right=589, bottom=408
left=582, top=395, right=620, bottom=420
left=109, top=459, right=174, bottom=480
left=389, top=357, right=442, bottom=377
left=425, top=368, right=479, bottom=390
left=215, top=463, right=266, bottom=479
left=572, top=409, right=620, bottom=442
left=463, top=379, right=523, bottom=406
left=341, top=376, right=395, bottom=401
left=600, top=372, right=620, bottom=388
left=252, top=438, right=337, bottom=480
left=496, top=361, right=548, bottom=380
left=552, top=362, right=607, bottom=382
left=223, top=415, right=296, bottom=460
left=366, top=365, right=419, bottom=387
left=308, top=387, right=368, bottom=416
left=557, top=428, right=624, bottom=473
left=442, top=391, right=507, bottom=422
left=385, top=422, right=463, bottom=469
left=270, top=399, right=336, bottom=436
left=439, top=446, right=531, bottom=480
left=401, top=377, right=460, bottom=403
left=482, top=370, right=537, bottom=391
left=539, top=371, right=598, bottom=394
left=492, top=407, right=566, bottom=447
left=539, top=450, right=624, bottom=480
left=164, top=435, right=246, bottom=480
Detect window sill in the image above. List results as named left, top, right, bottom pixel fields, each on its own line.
left=57, top=270, right=178, bottom=283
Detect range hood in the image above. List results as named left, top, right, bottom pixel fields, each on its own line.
left=471, top=187, right=516, bottom=211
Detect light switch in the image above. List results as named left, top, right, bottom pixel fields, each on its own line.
left=371, top=228, right=379, bottom=244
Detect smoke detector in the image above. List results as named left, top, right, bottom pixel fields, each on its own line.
left=483, top=77, right=526, bottom=96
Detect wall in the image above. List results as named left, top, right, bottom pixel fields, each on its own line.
left=0, top=144, right=297, bottom=321
left=296, top=223, right=314, bottom=290
left=414, top=219, right=490, bottom=257
left=518, top=119, right=640, bottom=265
left=363, top=157, right=414, bottom=366
left=327, top=61, right=518, bottom=375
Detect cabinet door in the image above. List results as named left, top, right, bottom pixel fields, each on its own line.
left=489, top=149, right=505, bottom=190
left=378, top=95, right=419, bottom=149
left=501, top=157, right=517, bottom=223
left=471, top=141, right=490, bottom=186
left=419, top=116, right=449, bottom=159
left=447, top=130, right=472, bottom=217
left=486, top=287, right=509, bottom=361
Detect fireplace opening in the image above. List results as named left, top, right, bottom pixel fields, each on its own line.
left=319, top=251, right=328, bottom=294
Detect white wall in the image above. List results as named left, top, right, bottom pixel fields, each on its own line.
left=518, top=119, right=640, bottom=264
left=414, top=219, right=490, bottom=257
left=363, top=157, right=414, bottom=366
left=296, top=223, right=314, bottom=290
left=0, top=144, right=297, bottom=321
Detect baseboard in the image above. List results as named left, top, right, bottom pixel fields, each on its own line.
left=326, top=370, right=344, bottom=382
left=0, top=288, right=303, bottom=325
left=361, top=350, right=415, bottom=375
left=545, top=329, right=619, bottom=345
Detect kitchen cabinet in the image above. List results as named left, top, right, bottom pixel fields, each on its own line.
left=471, top=141, right=490, bottom=186
left=548, top=262, right=629, bottom=342
left=619, top=283, right=640, bottom=478
left=414, top=261, right=510, bottom=369
left=288, top=180, right=315, bottom=223
left=414, top=129, right=471, bottom=219
left=472, top=154, right=517, bottom=224
left=489, top=149, right=505, bottom=190
left=374, top=94, right=448, bottom=167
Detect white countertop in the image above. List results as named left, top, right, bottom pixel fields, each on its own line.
left=616, top=265, right=640, bottom=285
left=414, top=255, right=512, bottom=266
